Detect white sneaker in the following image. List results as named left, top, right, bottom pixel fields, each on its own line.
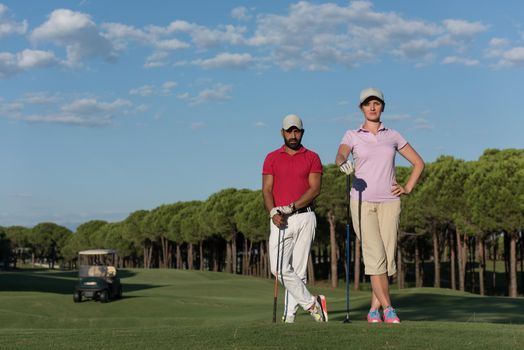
left=282, top=314, right=295, bottom=323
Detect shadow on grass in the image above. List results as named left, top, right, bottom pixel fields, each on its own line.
left=0, top=269, right=161, bottom=295
left=394, top=292, right=524, bottom=323
left=328, top=290, right=524, bottom=324
left=75, top=294, right=141, bottom=303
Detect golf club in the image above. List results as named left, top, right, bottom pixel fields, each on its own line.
left=272, top=226, right=284, bottom=323
left=343, top=174, right=352, bottom=323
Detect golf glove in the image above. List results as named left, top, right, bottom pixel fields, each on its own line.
left=269, top=207, right=280, bottom=218
left=270, top=203, right=295, bottom=218
left=339, top=160, right=354, bottom=175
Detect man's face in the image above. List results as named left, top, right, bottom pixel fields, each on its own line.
left=281, top=127, right=304, bottom=150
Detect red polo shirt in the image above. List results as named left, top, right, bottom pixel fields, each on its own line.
left=262, top=145, right=322, bottom=206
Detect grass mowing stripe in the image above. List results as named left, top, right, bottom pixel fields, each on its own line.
left=1, top=268, right=523, bottom=349
left=0, top=322, right=522, bottom=350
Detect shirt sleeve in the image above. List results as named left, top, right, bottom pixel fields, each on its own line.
left=340, top=130, right=354, bottom=148
left=393, top=130, right=408, bottom=150
left=262, top=153, right=274, bottom=175
left=309, top=152, right=323, bottom=174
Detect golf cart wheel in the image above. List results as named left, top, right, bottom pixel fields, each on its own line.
left=99, top=289, right=109, bottom=303
left=73, top=291, right=82, bottom=303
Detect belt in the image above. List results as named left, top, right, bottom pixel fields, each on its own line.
left=294, top=206, right=314, bottom=215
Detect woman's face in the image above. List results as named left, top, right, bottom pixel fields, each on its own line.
left=360, top=99, right=383, bottom=122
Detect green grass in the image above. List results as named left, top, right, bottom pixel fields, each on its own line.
left=1, top=268, right=524, bottom=349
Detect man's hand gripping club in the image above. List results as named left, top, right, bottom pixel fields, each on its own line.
left=270, top=203, right=296, bottom=227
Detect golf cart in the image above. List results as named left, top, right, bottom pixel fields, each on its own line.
left=73, top=249, right=122, bottom=303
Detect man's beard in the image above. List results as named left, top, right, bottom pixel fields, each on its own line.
left=284, top=138, right=302, bottom=150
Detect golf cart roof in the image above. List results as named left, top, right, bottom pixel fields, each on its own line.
left=78, top=249, right=116, bottom=255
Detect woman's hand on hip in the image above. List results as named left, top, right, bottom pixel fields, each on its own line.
left=391, top=183, right=409, bottom=196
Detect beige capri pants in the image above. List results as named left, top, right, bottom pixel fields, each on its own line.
left=350, top=199, right=401, bottom=276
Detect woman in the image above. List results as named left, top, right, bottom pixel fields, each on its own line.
left=335, top=87, right=424, bottom=323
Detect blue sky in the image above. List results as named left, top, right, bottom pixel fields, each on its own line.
left=1, top=0, right=523, bottom=229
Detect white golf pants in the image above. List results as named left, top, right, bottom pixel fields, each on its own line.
left=269, top=211, right=317, bottom=316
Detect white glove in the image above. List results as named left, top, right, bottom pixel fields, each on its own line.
left=269, top=207, right=280, bottom=218
left=339, top=160, right=354, bottom=175
left=269, top=203, right=295, bottom=218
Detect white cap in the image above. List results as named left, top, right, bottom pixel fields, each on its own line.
left=282, top=114, right=303, bottom=130
left=359, top=87, right=385, bottom=105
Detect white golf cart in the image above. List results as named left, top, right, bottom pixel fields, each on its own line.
left=73, top=249, right=122, bottom=303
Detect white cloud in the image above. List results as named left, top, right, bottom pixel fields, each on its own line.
left=162, top=81, right=177, bottom=90
left=2, top=96, right=133, bottom=126
left=435, top=19, right=489, bottom=53
left=192, top=52, right=253, bottom=69
left=442, top=56, right=479, bottom=66
left=102, top=23, right=191, bottom=66
left=0, top=99, right=23, bottom=114
left=503, top=47, right=524, bottom=61
left=190, top=84, right=232, bottom=105
left=190, top=24, right=247, bottom=48
left=394, top=39, right=439, bottom=61
left=0, top=49, right=58, bottom=78
left=21, top=113, right=113, bottom=126
left=0, top=4, right=28, bottom=38
left=129, top=81, right=177, bottom=97
left=164, top=20, right=193, bottom=33
left=20, top=92, right=60, bottom=104
left=485, top=38, right=511, bottom=59
left=485, top=37, right=524, bottom=68
left=17, top=49, right=57, bottom=69
left=255, top=121, right=267, bottom=128
left=101, top=22, right=150, bottom=44
left=129, top=85, right=155, bottom=97
left=243, top=1, right=495, bottom=70
left=232, top=6, right=252, bottom=21
left=4, top=2, right=496, bottom=74
left=155, top=38, right=190, bottom=50
left=158, top=20, right=247, bottom=48
left=442, top=19, right=488, bottom=38
left=61, top=98, right=131, bottom=115
left=161, top=81, right=177, bottom=94
left=496, top=47, right=524, bottom=67
left=144, top=51, right=168, bottom=68
left=247, top=1, right=451, bottom=70
left=489, top=38, right=510, bottom=47
left=30, top=9, right=117, bottom=66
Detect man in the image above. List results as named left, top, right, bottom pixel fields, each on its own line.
left=262, top=114, right=327, bottom=323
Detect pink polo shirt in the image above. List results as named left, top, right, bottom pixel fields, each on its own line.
left=340, top=124, right=407, bottom=202
left=263, top=145, right=322, bottom=206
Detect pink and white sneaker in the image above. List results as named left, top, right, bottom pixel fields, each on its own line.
left=383, top=306, right=401, bottom=324
left=317, top=295, right=328, bottom=322
left=367, top=309, right=383, bottom=323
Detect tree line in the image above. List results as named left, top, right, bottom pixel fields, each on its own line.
left=1, top=148, right=522, bottom=297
